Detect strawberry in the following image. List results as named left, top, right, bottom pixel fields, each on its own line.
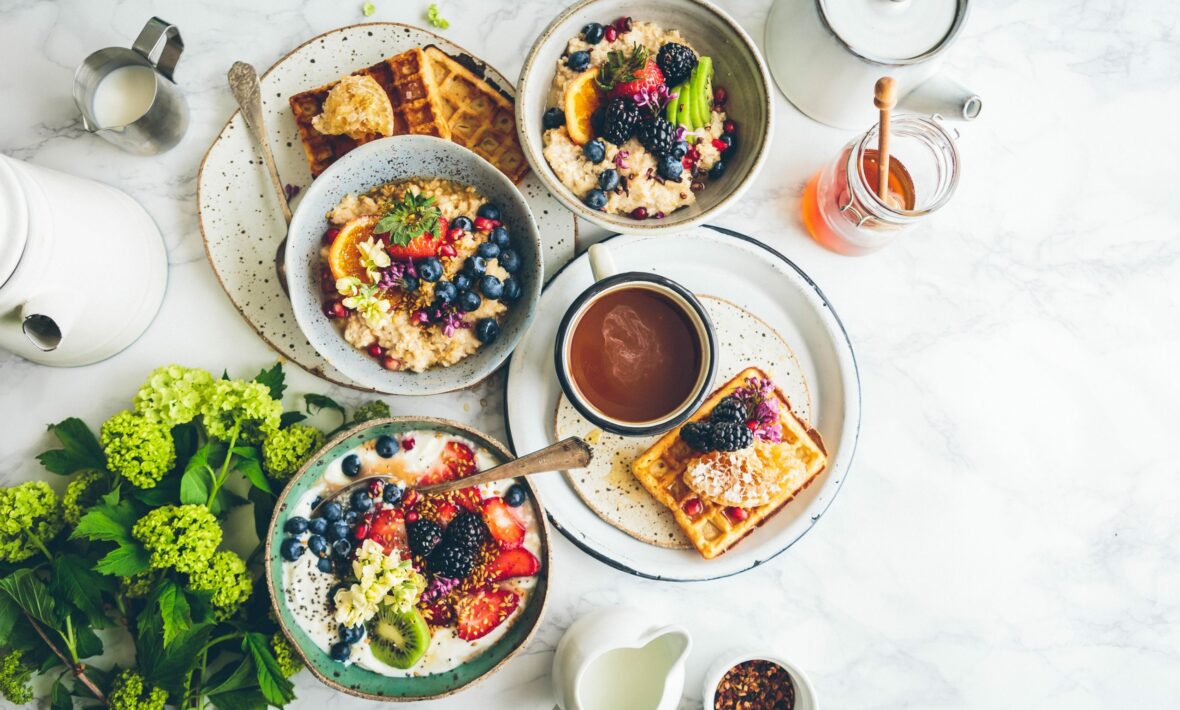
left=487, top=548, right=540, bottom=582
left=420, top=441, right=478, bottom=485
left=435, top=501, right=459, bottom=526
left=481, top=497, right=525, bottom=549
left=455, top=587, right=520, bottom=641
left=421, top=599, right=455, bottom=626
left=452, top=485, right=483, bottom=513
left=598, top=46, right=665, bottom=101
left=386, top=230, right=442, bottom=260
left=366, top=509, right=409, bottom=556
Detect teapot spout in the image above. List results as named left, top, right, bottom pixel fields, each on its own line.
left=20, top=292, right=79, bottom=352
left=899, top=74, right=982, bottom=121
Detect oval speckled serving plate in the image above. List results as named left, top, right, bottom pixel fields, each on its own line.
left=505, top=226, right=860, bottom=581
left=265, top=417, right=550, bottom=701
left=198, top=23, right=576, bottom=391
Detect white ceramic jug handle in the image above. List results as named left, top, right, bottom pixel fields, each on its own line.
left=588, top=243, right=617, bottom=282
left=899, top=74, right=981, bottom=121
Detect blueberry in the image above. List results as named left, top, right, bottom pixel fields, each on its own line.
left=657, top=155, right=684, bottom=181
left=542, top=107, right=566, bottom=130
left=566, top=50, right=591, bottom=72
left=383, top=484, right=403, bottom=505
left=376, top=434, right=399, bottom=458
left=498, top=248, right=521, bottom=273
left=433, top=280, right=458, bottom=304
left=477, top=241, right=501, bottom=259
left=489, top=226, right=511, bottom=249
left=580, top=22, right=605, bottom=44
left=328, top=583, right=346, bottom=607
left=583, top=139, right=606, bottom=163
left=309, top=518, right=328, bottom=536
left=350, top=489, right=373, bottom=513
left=502, top=277, right=522, bottom=303
left=671, top=140, right=689, bottom=159
left=341, top=455, right=361, bottom=478
left=340, top=624, right=365, bottom=645
left=343, top=510, right=359, bottom=525
left=462, top=256, right=487, bottom=278
left=310, top=496, right=322, bottom=509
left=317, top=557, right=335, bottom=574
left=479, top=274, right=504, bottom=300
left=402, top=275, right=420, bottom=293
left=307, top=534, right=328, bottom=557
left=708, top=159, right=726, bottom=180
left=457, top=290, right=482, bottom=313
left=329, top=641, right=351, bottom=661
left=417, top=257, right=443, bottom=282
left=332, top=538, right=352, bottom=557
left=717, top=134, right=735, bottom=152
left=598, top=169, right=620, bottom=192
left=505, top=483, right=527, bottom=507
left=584, top=188, right=608, bottom=210
left=280, top=538, right=305, bottom=561
left=327, top=520, right=350, bottom=542
left=475, top=318, right=500, bottom=344
left=477, top=203, right=501, bottom=221
left=453, top=273, right=471, bottom=292
left=451, top=215, right=474, bottom=232
left=321, top=500, right=344, bottom=521
left=284, top=516, right=309, bottom=534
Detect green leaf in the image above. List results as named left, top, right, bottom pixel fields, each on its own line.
left=0, top=568, right=58, bottom=628
left=49, top=554, right=114, bottom=629
left=173, top=422, right=199, bottom=460
left=210, top=486, right=250, bottom=517
left=154, top=578, right=192, bottom=647
left=71, top=499, right=137, bottom=543
left=181, top=442, right=215, bottom=505
left=37, top=418, right=105, bottom=474
left=73, top=623, right=103, bottom=659
left=303, top=393, right=346, bottom=420
left=279, top=411, right=307, bottom=429
left=248, top=487, right=277, bottom=544
left=73, top=665, right=112, bottom=701
left=50, top=677, right=72, bottom=710
left=253, top=362, right=286, bottom=401
left=210, top=687, right=270, bottom=710
left=0, top=593, right=18, bottom=646
left=206, top=657, right=257, bottom=696
left=140, top=616, right=214, bottom=695
left=128, top=475, right=180, bottom=506
left=243, top=632, right=295, bottom=706
left=94, top=541, right=151, bottom=577
left=236, top=455, right=272, bottom=494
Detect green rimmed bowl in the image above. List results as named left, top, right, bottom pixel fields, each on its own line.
left=264, top=417, right=551, bottom=702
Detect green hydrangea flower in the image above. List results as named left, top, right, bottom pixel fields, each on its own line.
left=108, top=669, right=166, bottom=710
left=0, top=650, right=34, bottom=704
left=272, top=632, right=303, bottom=678
left=0, top=480, right=63, bottom=563
left=132, top=504, right=221, bottom=574
left=100, top=411, right=176, bottom=489
left=262, top=424, right=324, bottom=481
left=201, top=379, right=282, bottom=444
left=133, top=364, right=214, bottom=426
left=62, top=469, right=106, bottom=525
left=351, top=400, right=391, bottom=424
left=186, top=550, right=251, bottom=620
left=120, top=570, right=158, bottom=599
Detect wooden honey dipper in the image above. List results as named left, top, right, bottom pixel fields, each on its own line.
left=874, top=76, right=897, bottom=204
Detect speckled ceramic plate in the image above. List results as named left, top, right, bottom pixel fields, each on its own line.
left=554, top=294, right=810, bottom=549
left=198, top=23, right=576, bottom=390
left=504, top=226, right=861, bottom=581
left=265, top=417, right=550, bottom=701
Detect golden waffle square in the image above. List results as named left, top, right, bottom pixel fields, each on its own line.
left=289, top=48, right=450, bottom=177
left=423, top=46, right=529, bottom=183
left=630, top=367, right=828, bottom=559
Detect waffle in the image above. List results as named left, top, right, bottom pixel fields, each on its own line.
left=423, top=46, right=529, bottom=183
left=630, top=367, right=828, bottom=559
left=289, top=48, right=451, bottom=177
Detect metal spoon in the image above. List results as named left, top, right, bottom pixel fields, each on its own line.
left=311, top=437, right=592, bottom=515
left=227, top=61, right=292, bottom=294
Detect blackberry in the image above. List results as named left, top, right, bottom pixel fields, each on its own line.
left=711, top=420, right=754, bottom=452
left=638, top=117, right=676, bottom=157
left=680, top=421, right=715, bottom=453
left=445, top=511, right=487, bottom=550
left=601, top=96, right=641, bottom=146
left=427, top=543, right=477, bottom=579
left=710, top=396, right=746, bottom=424
left=407, top=519, right=444, bottom=558
left=656, top=43, right=698, bottom=87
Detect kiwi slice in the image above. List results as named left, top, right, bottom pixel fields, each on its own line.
left=691, top=57, right=714, bottom=128
left=674, top=82, right=693, bottom=128
left=367, top=606, right=431, bottom=670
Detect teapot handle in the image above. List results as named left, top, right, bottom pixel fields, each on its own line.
left=20, top=291, right=78, bottom=352
left=132, top=17, right=184, bottom=82
left=898, top=74, right=981, bottom=122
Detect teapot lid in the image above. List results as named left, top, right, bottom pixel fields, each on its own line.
left=0, top=156, right=29, bottom=287
left=820, top=0, right=966, bottom=64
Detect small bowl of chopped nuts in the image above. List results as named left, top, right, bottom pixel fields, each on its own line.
left=703, top=649, right=817, bottom=710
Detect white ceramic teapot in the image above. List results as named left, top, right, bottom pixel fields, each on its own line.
left=0, top=155, right=167, bottom=366
left=553, top=607, right=692, bottom=710
left=764, top=0, right=981, bottom=129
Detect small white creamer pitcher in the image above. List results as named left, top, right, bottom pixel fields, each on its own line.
left=553, top=608, right=692, bottom=710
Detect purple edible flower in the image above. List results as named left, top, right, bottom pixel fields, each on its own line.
left=411, top=309, right=430, bottom=324
left=376, top=260, right=418, bottom=290
left=421, top=576, right=459, bottom=602
left=614, top=150, right=630, bottom=170
left=284, top=183, right=301, bottom=200
left=733, top=377, right=783, bottom=442
left=440, top=309, right=467, bottom=337
left=673, top=125, right=686, bottom=142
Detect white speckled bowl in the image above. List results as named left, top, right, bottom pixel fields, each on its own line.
left=286, top=135, right=542, bottom=395
left=516, top=0, right=773, bottom=234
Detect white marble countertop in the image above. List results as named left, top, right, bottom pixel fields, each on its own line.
left=2, top=0, right=1178, bottom=708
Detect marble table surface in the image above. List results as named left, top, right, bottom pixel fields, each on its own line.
left=2, top=0, right=1178, bottom=708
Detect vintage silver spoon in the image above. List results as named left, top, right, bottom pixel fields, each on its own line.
left=227, top=60, right=292, bottom=294
left=311, top=437, right=592, bottom=516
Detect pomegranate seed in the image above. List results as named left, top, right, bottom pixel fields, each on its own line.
left=368, top=480, right=385, bottom=496
left=446, top=227, right=464, bottom=241
left=713, top=86, right=727, bottom=105
left=402, top=437, right=416, bottom=451
left=604, top=26, right=618, bottom=42
left=725, top=506, right=749, bottom=522
left=354, top=524, right=369, bottom=539
left=321, top=272, right=336, bottom=293
left=363, top=512, right=374, bottom=524
left=682, top=157, right=694, bottom=169
left=682, top=498, right=703, bottom=516
left=405, top=510, right=419, bottom=523
left=439, top=244, right=457, bottom=257
left=630, top=206, right=648, bottom=220
left=612, top=16, right=632, bottom=33
left=366, top=343, right=384, bottom=358
left=381, top=356, right=401, bottom=370
left=322, top=228, right=340, bottom=245
left=712, top=138, right=728, bottom=151
left=723, top=119, right=736, bottom=134
left=654, top=211, right=666, bottom=219
left=324, top=301, right=348, bottom=319
left=746, top=420, right=758, bottom=430
left=473, top=216, right=495, bottom=232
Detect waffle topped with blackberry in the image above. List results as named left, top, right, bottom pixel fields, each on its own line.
left=630, top=367, right=828, bottom=559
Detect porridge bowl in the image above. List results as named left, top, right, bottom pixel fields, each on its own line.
left=516, top=0, right=773, bottom=234
left=286, top=135, right=542, bottom=395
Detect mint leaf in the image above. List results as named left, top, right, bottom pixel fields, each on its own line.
left=0, top=568, right=58, bottom=628
left=94, top=541, right=151, bottom=577
left=243, top=632, right=295, bottom=706
left=253, top=363, right=286, bottom=401
left=49, top=554, right=114, bottom=629
left=154, top=578, right=193, bottom=647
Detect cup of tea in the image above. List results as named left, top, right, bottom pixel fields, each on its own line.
left=554, top=243, right=717, bottom=436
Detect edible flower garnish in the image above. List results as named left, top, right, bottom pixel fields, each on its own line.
left=375, top=193, right=440, bottom=247
left=342, top=283, right=391, bottom=327
left=362, top=1, right=375, bottom=17
left=613, top=150, right=630, bottom=170
left=335, top=276, right=363, bottom=297
left=733, top=376, right=783, bottom=442
left=356, top=236, right=391, bottom=280
left=426, top=3, right=450, bottom=29
left=633, top=84, right=676, bottom=111
left=333, top=539, right=425, bottom=628
left=376, top=261, right=417, bottom=292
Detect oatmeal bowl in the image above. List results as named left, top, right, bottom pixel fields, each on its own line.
left=286, top=135, right=542, bottom=395
left=517, top=0, right=773, bottom=233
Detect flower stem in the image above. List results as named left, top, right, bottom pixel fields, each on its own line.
left=21, top=612, right=106, bottom=704
left=206, top=423, right=241, bottom=507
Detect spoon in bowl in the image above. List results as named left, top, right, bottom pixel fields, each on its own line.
left=227, top=61, right=292, bottom=293
left=311, top=437, right=592, bottom=516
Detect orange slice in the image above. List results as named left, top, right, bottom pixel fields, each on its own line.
left=328, top=214, right=381, bottom=281
left=562, top=69, right=602, bottom=145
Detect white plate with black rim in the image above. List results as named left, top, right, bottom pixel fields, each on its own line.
left=504, top=226, right=860, bottom=581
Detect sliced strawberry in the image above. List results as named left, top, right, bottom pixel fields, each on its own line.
left=366, top=509, right=409, bottom=556
left=481, top=497, right=525, bottom=549
left=455, top=586, right=520, bottom=641
left=444, top=441, right=477, bottom=479
left=452, top=485, right=483, bottom=513
left=607, top=59, right=665, bottom=101
left=420, top=599, right=455, bottom=626
left=487, top=548, right=540, bottom=582
left=386, top=231, right=443, bottom=260
left=435, top=501, right=459, bottom=526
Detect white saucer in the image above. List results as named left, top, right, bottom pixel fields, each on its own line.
left=504, top=226, right=861, bottom=581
